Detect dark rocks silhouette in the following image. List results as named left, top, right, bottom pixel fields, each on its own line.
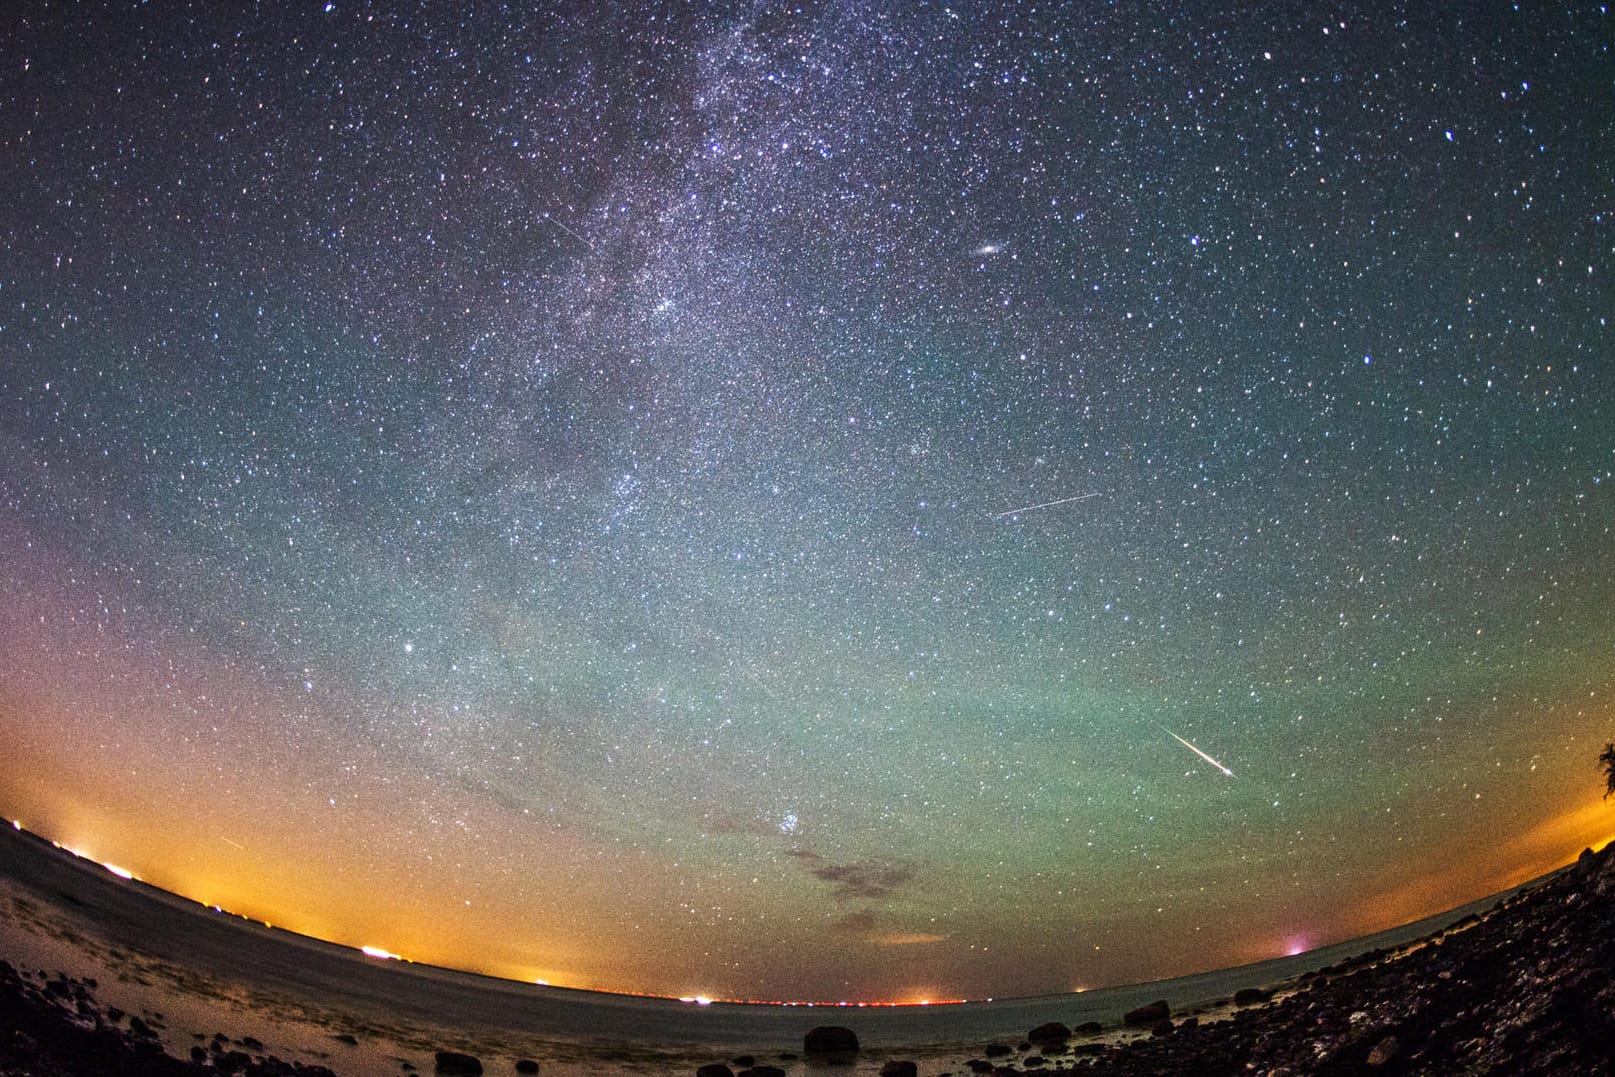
left=965, top=842, right=1615, bottom=1075
left=1027, top=1020, right=1070, bottom=1044
left=0, top=959, right=337, bottom=1076
left=1122, top=999, right=1170, bottom=1025
left=802, top=1024, right=859, bottom=1061
left=432, top=1050, right=483, bottom=1075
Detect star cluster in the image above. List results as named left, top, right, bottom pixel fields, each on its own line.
left=1, top=2, right=1612, bottom=1002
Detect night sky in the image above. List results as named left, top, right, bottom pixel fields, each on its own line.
left=2, top=2, right=1613, bottom=1004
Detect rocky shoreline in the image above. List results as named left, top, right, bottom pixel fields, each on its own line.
left=4, top=843, right=1612, bottom=1076
left=0, top=956, right=337, bottom=1077
left=801, top=841, right=1613, bottom=1077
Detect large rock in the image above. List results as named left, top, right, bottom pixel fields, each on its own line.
left=1588, top=844, right=1615, bottom=896
left=1028, top=1021, right=1070, bottom=1044
left=433, top=1051, right=484, bottom=1075
left=1366, top=1035, right=1400, bottom=1066
left=695, top=1066, right=734, bottom=1077
left=879, top=1062, right=918, bottom=1077
left=1234, top=987, right=1272, bottom=1006
left=1122, top=999, right=1170, bottom=1026
left=803, top=1025, right=859, bottom=1061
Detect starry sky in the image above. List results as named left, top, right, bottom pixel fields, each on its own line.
left=2, top=2, right=1613, bottom=1004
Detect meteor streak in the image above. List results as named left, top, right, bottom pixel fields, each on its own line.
left=1162, top=726, right=1234, bottom=777
left=540, top=211, right=595, bottom=250
left=994, top=492, right=1100, bottom=518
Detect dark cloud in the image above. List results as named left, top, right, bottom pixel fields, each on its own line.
left=788, top=850, right=915, bottom=900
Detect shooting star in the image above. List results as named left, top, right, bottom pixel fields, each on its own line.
left=1161, top=726, right=1234, bottom=777
left=539, top=211, right=595, bottom=250
left=218, top=836, right=245, bottom=851
left=994, top=492, right=1100, bottom=519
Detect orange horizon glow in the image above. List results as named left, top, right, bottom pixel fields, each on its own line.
left=5, top=809, right=1608, bottom=1007
left=9, top=814, right=983, bottom=1006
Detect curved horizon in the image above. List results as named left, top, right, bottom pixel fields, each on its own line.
left=0, top=818, right=1564, bottom=1019
left=3, top=3, right=1612, bottom=1003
